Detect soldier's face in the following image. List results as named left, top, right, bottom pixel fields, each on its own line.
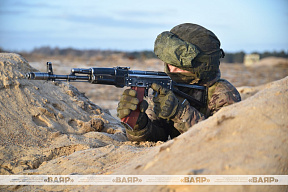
left=166, top=63, right=190, bottom=73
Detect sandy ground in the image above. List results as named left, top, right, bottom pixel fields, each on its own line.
left=0, top=53, right=287, bottom=192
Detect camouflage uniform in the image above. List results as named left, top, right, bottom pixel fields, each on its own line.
left=126, top=79, right=241, bottom=141
left=120, top=23, right=241, bottom=141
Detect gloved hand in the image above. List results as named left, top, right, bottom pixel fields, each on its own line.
left=117, top=89, right=139, bottom=119
left=117, top=89, right=148, bottom=130
left=151, top=83, right=180, bottom=120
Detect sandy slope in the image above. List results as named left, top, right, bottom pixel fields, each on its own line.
left=0, top=53, right=287, bottom=192
left=0, top=53, right=128, bottom=175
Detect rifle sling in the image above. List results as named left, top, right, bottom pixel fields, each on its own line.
left=172, top=87, right=206, bottom=108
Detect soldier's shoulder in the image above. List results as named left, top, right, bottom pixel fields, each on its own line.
left=213, top=79, right=238, bottom=93
left=208, top=78, right=241, bottom=101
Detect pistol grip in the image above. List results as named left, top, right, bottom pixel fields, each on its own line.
left=121, top=87, right=145, bottom=129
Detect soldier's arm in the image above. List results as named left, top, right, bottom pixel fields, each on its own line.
left=123, top=80, right=241, bottom=141
left=171, top=102, right=205, bottom=133
left=126, top=95, right=182, bottom=141
left=168, top=80, right=241, bottom=133
left=207, top=79, right=241, bottom=115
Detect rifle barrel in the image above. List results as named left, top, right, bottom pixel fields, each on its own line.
left=25, top=72, right=89, bottom=81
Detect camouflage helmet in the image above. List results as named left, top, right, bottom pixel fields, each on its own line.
left=154, top=23, right=225, bottom=85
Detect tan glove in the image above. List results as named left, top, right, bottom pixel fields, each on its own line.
left=117, top=89, right=148, bottom=130
left=117, top=89, right=139, bottom=119
left=151, top=83, right=180, bottom=120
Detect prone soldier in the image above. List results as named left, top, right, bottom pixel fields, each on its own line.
left=117, top=23, right=241, bottom=141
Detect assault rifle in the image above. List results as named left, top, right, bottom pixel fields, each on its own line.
left=26, top=62, right=207, bottom=129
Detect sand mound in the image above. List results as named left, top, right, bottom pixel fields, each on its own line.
left=252, top=57, right=288, bottom=68
left=237, top=85, right=266, bottom=100
left=0, top=53, right=127, bottom=175
left=1, top=53, right=287, bottom=192
left=111, top=76, right=288, bottom=192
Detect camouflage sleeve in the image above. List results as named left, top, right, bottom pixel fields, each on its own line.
left=163, top=79, right=241, bottom=133
left=171, top=102, right=205, bottom=133
left=125, top=80, right=241, bottom=141
left=125, top=94, right=205, bottom=140
left=207, top=79, right=241, bottom=115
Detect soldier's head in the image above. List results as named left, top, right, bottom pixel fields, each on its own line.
left=154, top=23, right=225, bottom=86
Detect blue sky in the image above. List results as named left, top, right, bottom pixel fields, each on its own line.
left=0, top=0, right=287, bottom=53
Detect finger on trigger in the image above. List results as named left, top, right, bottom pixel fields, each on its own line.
left=151, top=83, right=169, bottom=95
left=151, top=83, right=161, bottom=92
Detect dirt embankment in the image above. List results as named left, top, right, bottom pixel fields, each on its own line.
left=0, top=53, right=129, bottom=176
